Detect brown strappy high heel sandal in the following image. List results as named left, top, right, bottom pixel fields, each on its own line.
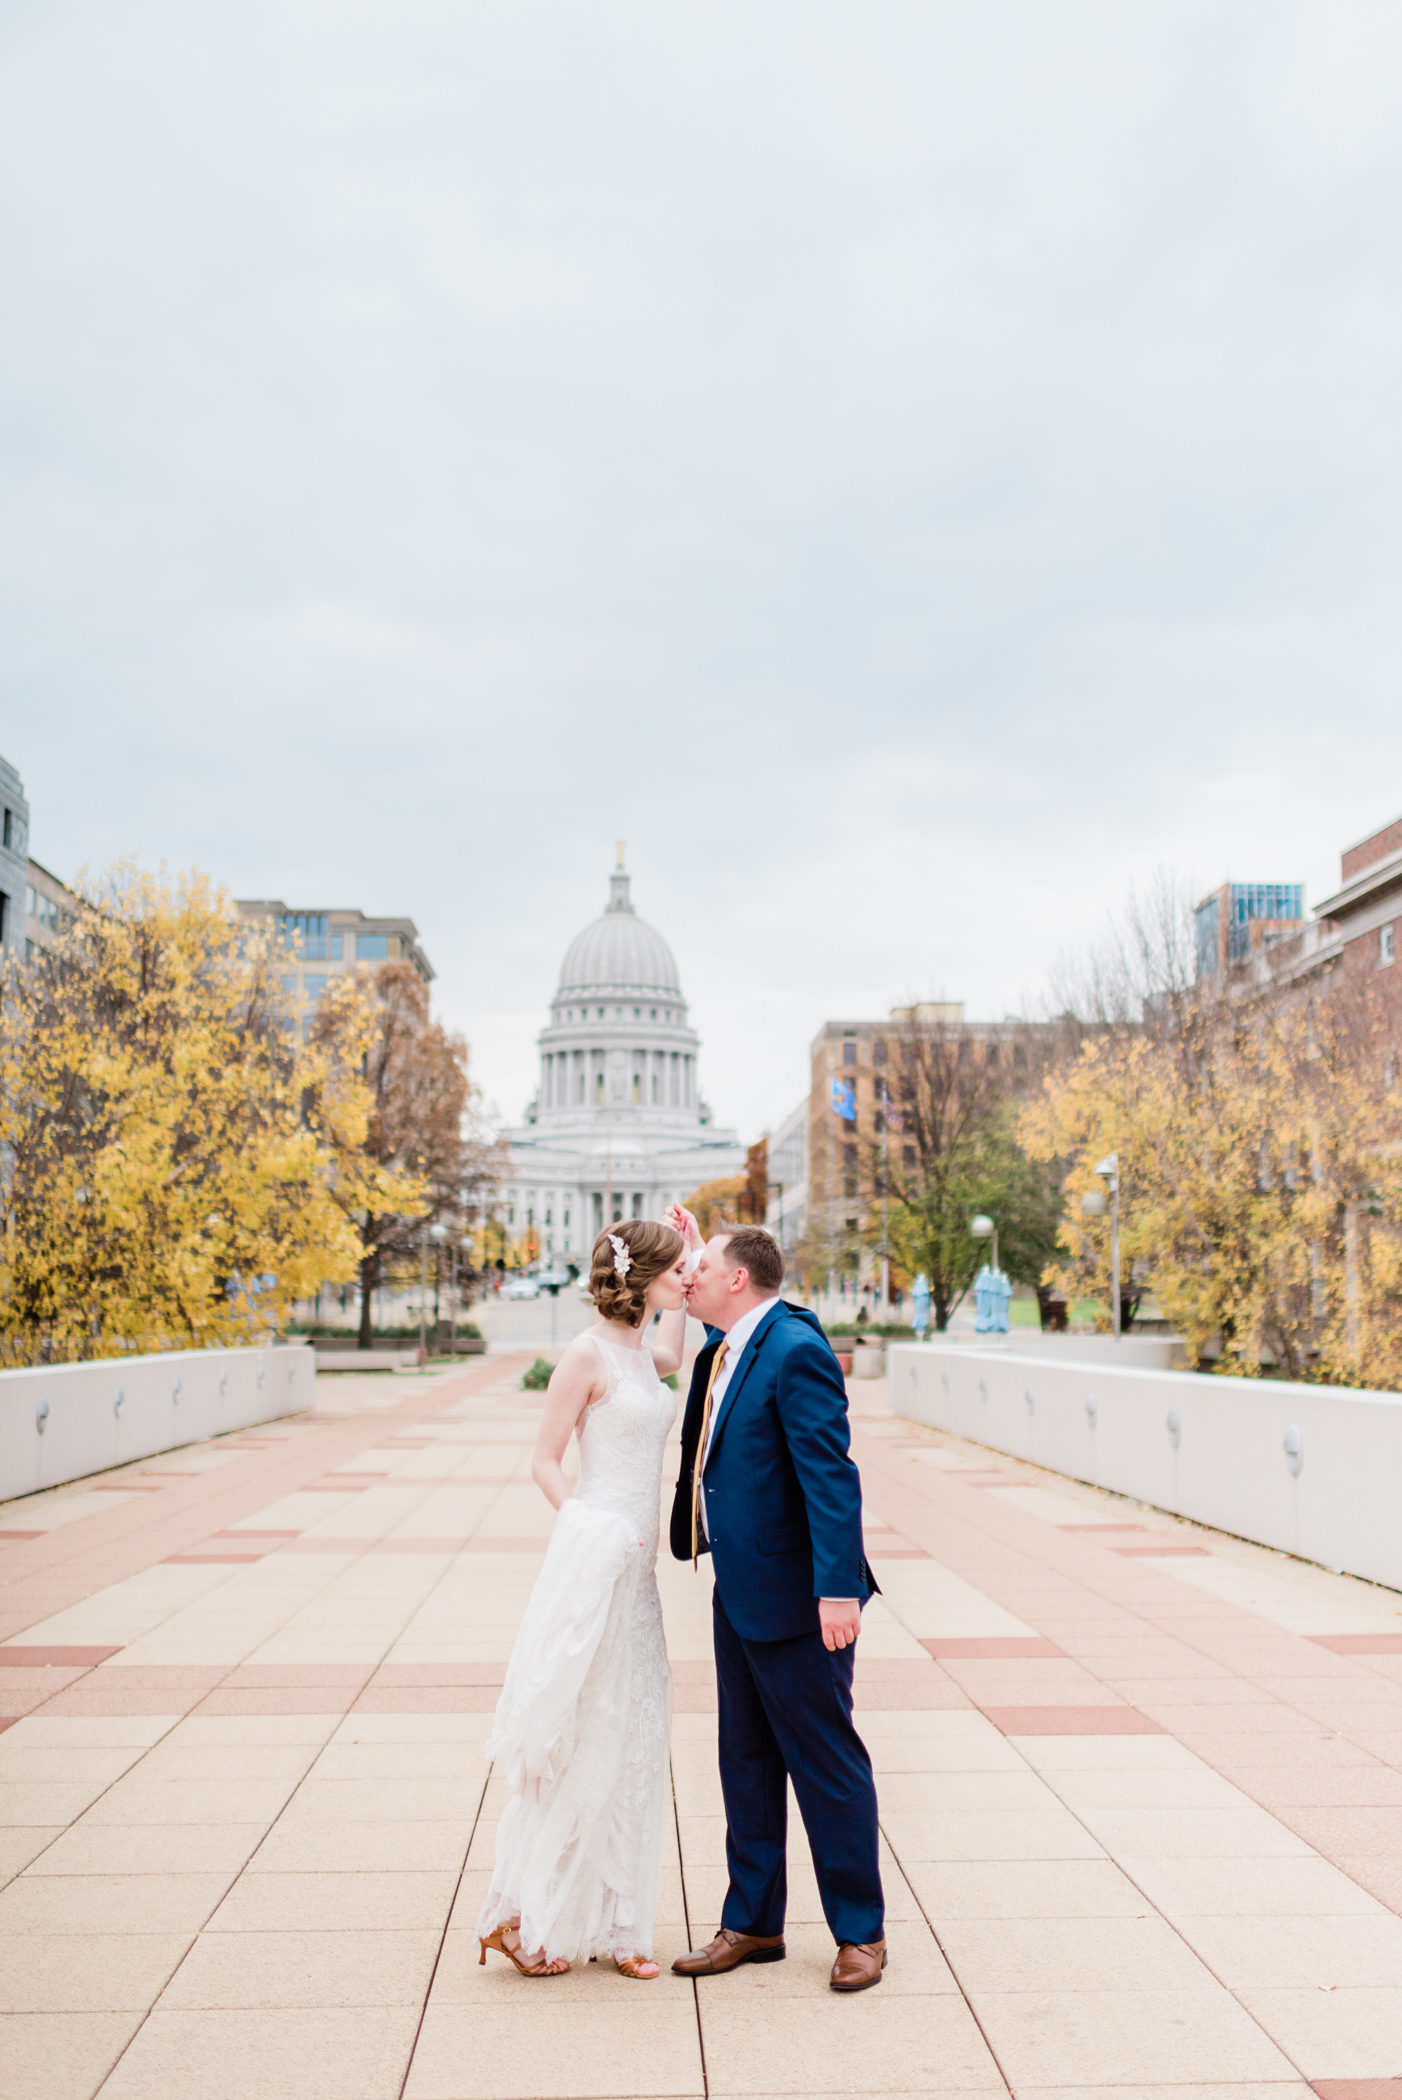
left=614, top=1953, right=660, bottom=1979
left=478, top=1925, right=569, bottom=1976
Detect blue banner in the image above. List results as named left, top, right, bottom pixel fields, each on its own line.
left=831, top=1078, right=856, bottom=1122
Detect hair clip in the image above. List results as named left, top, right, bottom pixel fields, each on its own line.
left=607, top=1233, right=632, bottom=1277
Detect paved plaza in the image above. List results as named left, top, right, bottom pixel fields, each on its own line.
left=3, top=1353, right=1402, bottom=2096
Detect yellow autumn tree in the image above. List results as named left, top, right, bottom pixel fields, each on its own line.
left=1022, top=978, right=1402, bottom=1386
left=0, top=862, right=422, bottom=1366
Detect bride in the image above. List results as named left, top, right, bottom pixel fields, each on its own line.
left=476, top=1214, right=690, bottom=1979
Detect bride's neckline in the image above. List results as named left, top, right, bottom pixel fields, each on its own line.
left=590, top=1323, right=648, bottom=1355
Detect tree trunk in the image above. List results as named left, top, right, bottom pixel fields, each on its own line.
left=357, top=1244, right=377, bottom=1350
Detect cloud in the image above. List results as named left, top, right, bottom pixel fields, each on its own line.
left=4, top=0, right=1402, bottom=1136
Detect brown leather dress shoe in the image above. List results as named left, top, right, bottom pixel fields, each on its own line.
left=671, top=1927, right=786, bottom=1975
left=830, top=1937, right=887, bottom=1992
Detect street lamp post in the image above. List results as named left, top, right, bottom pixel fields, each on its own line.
left=1080, top=1153, right=1121, bottom=1340
left=970, top=1213, right=998, bottom=1275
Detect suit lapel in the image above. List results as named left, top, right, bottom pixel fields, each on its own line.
left=703, top=1302, right=785, bottom=1471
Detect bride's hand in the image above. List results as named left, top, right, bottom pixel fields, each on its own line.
left=667, top=1203, right=703, bottom=1253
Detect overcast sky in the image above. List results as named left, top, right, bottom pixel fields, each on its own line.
left=6, top=2, right=1402, bottom=1140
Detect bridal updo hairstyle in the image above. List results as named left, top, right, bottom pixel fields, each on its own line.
left=589, top=1218, right=685, bottom=1328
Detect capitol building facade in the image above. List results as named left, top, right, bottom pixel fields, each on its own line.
left=501, top=859, right=746, bottom=1264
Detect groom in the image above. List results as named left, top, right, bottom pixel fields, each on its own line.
left=668, top=1218, right=886, bottom=1992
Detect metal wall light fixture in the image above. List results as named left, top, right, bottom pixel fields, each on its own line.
left=1166, top=1406, right=1182, bottom=1449
left=1283, top=1424, right=1303, bottom=1477
left=113, top=1387, right=124, bottom=1418
left=1085, top=1394, right=1097, bottom=1426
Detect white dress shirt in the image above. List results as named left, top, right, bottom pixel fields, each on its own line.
left=699, top=1297, right=856, bottom=1605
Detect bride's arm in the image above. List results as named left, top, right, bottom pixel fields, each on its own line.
left=648, top=1203, right=704, bottom=1378
left=531, top=1340, right=604, bottom=1510
left=647, top=1305, right=688, bottom=1379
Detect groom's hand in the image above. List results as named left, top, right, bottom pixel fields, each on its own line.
left=818, top=1600, right=862, bottom=1651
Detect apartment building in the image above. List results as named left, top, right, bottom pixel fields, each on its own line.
left=234, top=900, right=434, bottom=1034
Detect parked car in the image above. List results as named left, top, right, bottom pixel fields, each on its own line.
left=502, top=1276, right=540, bottom=1300
left=535, top=1269, right=572, bottom=1292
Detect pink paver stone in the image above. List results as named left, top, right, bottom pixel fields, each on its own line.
left=0, top=1645, right=123, bottom=1667
left=922, top=1637, right=1065, bottom=1659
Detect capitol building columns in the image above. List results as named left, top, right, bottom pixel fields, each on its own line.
left=501, top=856, right=745, bottom=1263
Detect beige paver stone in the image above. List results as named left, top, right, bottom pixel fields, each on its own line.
left=25, top=1822, right=266, bottom=1876
left=1, top=1715, right=178, bottom=1749
left=0, top=1745, right=147, bottom=1784
left=0, top=1931, right=192, bottom=2012
left=1236, top=1983, right=1402, bottom=2077
left=695, top=1990, right=1001, bottom=2094
left=971, top=1986, right=1295, bottom=2085
left=1076, top=1807, right=1316, bottom=1859
left=1180, top=1909, right=1402, bottom=1987
left=405, top=1998, right=707, bottom=2099
left=0, top=1825, right=63, bottom=1885
left=246, top=1817, right=467, bottom=1874
left=1121, top=1854, right=1386, bottom=1916
left=160, top=1714, right=342, bottom=1745
left=99, top=2004, right=419, bottom=2100
left=1041, top=1765, right=1258, bottom=1809
left=938, top=1911, right=1218, bottom=1992
left=82, top=1777, right=298, bottom=1827
left=876, top=1769, right=1054, bottom=1812
left=0, top=1872, right=231, bottom=1933
left=0, top=2010, right=142, bottom=2100
left=880, top=1806, right=1105, bottom=1861
left=276, top=1776, right=480, bottom=1823
left=206, top=1869, right=458, bottom=1932
left=0, top=1780, right=117, bottom=1826
left=903, top=1857, right=1153, bottom=1918
left=160, top=1926, right=441, bottom=2008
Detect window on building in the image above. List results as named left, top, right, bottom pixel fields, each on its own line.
left=328, top=934, right=343, bottom=959
left=279, top=912, right=328, bottom=959
left=650, top=1008, right=657, bottom=1020
left=0, top=892, right=8, bottom=944
left=843, top=1039, right=857, bottom=1066
left=282, top=975, right=297, bottom=995
left=1382, top=924, right=1396, bottom=968
left=631, top=1073, right=641, bottom=1103
left=2, top=809, right=11, bottom=849
left=842, top=1144, right=858, bottom=1198
left=304, top=975, right=327, bottom=1000
left=593, top=1192, right=603, bottom=1232
left=563, top=1209, right=570, bottom=1228
left=596, top=1072, right=605, bottom=1104
left=903, top=1145, right=917, bottom=1167
left=651, top=1072, right=659, bottom=1103
left=25, top=884, right=34, bottom=916
left=633, top=1007, right=641, bottom=1018
left=356, top=933, right=388, bottom=960
left=578, top=1070, right=586, bottom=1103
left=632, top=1193, right=643, bottom=1218
left=872, top=1039, right=887, bottom=1067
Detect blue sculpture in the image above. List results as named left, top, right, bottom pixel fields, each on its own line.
left=973, top=1264, right=1011, bottom=1333
left=911, top=1273, right=930, bottom=1338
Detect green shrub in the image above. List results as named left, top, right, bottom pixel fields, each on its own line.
left=521, top=1357, right=554, bottom=1390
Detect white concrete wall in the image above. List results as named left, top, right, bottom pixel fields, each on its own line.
left=0, top=1343, right=313, bottom=1503
left=889, top=1341, right=1402, bottom=1592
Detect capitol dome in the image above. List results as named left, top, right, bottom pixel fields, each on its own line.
left=556, top=867, right=682, bottom=1001
left=503, top=853, right=745, bottom=1265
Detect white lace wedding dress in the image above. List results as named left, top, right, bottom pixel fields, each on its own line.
left=478, top=1334, right=676, bottom=1963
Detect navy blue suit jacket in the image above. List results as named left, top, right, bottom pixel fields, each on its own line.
left=668, top=1301, right=876, bottom=1642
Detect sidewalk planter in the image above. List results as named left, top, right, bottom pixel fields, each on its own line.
left=889, top=1341, right=1402, bottom=1594
left=850, top=1342, right=886, bottom=1380
left=0, top=1343, right=313, bottom=1504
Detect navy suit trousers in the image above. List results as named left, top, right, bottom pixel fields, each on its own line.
left=713, top=1591, right=884, bottom=1947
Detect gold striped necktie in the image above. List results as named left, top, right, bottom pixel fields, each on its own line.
left=690, top=1339, right=729, bottom=1569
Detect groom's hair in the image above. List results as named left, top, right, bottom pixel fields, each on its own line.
left=716, top=1224, right=784, bottom=1296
